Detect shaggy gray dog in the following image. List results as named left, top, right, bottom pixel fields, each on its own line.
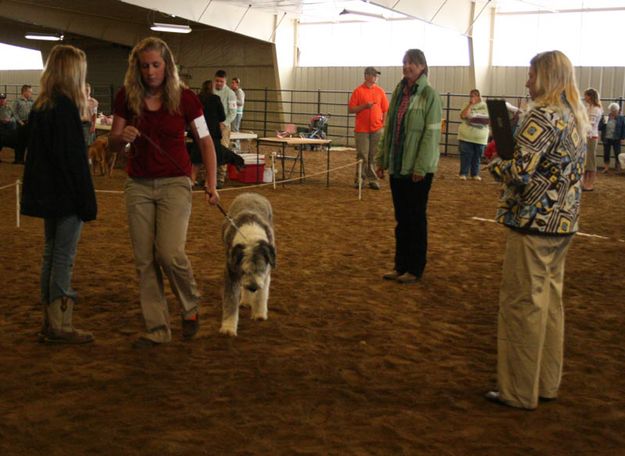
left=220, top=193, right=276, bottom=336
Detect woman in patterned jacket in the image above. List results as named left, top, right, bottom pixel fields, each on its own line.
left=486, top=50, right=588, bottom=410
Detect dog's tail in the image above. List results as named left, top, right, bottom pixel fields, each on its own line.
left=220, top=145, right=245, bottom=171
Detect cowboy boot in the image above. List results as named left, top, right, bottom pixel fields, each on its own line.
left=41, top=296, right=94, bottom=344
left=37, top=302, right=50, bottom=343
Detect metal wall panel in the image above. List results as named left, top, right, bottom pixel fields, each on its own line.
left=0, top=70, right=40, bottom=87
left=292, top=66, right=472, bottom=93
left=489, top=66, right=625, bottom=102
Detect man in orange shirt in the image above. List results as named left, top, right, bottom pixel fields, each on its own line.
left=349, top=66, right=389, bottom=189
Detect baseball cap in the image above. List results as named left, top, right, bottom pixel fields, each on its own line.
left=0, top=93, right=6, bottom=99
left=364, top=66, right=381, bottom=75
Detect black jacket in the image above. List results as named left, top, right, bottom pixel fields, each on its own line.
left=21, top=94, right=97, bottom=222
left=199, top=93, right=225, bottom=143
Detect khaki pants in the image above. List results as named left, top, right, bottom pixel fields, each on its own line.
left=497, top=230, right=573, bottom=409
left=585, top=137, right=597, bottom=171
left=125, top=177, right=200, bottom=331
left=218, top=124, right=231, bottom=184
left=354, top=130, right=381, bottom=183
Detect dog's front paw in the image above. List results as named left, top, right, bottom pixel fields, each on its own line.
left=219, top=323, right=238, bottom=337
left=251, top=311, right=267, bottom=321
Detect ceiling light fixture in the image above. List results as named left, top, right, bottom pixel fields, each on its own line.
left=25, top=32, right=64, bottom=41
left=339, top=8, right=387, bottom=20
left=150, top=22, right=192, bottom=34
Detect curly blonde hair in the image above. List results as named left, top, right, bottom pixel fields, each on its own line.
left=34, top=45, right=87, bottom=114
left=123, top=37, right=182, bottom=116
left=529, top=51, right=589, bottom=136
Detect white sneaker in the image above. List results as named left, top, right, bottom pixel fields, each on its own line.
left=470, top=175, right=482, bottom=181
left=459, top=175, right=467, bottom=180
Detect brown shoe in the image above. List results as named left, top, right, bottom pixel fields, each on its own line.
left=39, top=328, right=94, bottom=345
left=182, top=313, right=199, bottom=339
left=40, top=297, right=94, bottom=344
left=132, top=325, right=171, bottom=348
left=396, top=272, right=420, bottom=284
left=382, top=270, right=401, bottom=281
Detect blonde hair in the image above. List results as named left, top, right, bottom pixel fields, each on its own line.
left=34, top=45, right=87, bottom=114
left=584, top=88, right=601, bottom=108
left=123, top=37, right=182, bottom=116
left=529, top=51, right=588, bottom=136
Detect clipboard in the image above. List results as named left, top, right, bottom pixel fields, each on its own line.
left=486, top=99, right=515, bottom=160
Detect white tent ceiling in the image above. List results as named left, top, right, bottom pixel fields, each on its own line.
left=1, top=1, right=624, bottom=47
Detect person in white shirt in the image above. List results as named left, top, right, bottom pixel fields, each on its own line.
left=82, top=83, right=99, bottom=147
left=213, top=69, right=238, bottom=188
left=582, top=88, right=603, bottom=191
left=230, top=78, right=245, bottom=130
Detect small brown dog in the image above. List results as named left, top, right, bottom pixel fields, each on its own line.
left=88, top=135, right=113, bottom=177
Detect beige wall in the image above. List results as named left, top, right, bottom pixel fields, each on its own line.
left=293, top=65, right=625, bottom=100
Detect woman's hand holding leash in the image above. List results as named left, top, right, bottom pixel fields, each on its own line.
left=118, top=125, right=220, bottom=205
left=205, top=188, right=220, bottom=205
left=120, top=125, right=140, bottom=153
left=121, top=125, right=140, bottom=144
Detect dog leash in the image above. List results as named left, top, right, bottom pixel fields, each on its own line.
left=212, top=199, right=248, bottom=241
left=135, top=132, right=248, bottom=240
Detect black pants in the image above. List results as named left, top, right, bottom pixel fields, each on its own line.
left=390, top=173, right=434, bottom=277
left=0, top=124, right=17, bottom=157
left=603, top=139, right=621, bottom=165
left=14, top=123, right=29, bottom=163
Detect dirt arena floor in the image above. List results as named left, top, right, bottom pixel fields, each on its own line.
left=0, top=145, right=624, bottom=455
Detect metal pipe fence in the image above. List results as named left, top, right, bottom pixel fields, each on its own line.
left=3, top=83, right=624, bottom=155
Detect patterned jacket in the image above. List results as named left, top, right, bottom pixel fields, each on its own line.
left=490, top=104, right=585, bottom=235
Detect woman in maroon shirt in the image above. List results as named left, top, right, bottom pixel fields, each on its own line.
left=109, top=37, right=219, bottom=348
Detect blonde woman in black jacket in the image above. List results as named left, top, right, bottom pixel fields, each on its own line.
left=21, top=45, right=97, bottom=344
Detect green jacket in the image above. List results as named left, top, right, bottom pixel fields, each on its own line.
left=375, top=74, right=442, bottom=176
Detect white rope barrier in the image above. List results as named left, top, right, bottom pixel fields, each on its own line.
left=91, top=159, right=362, bottom=196
left=0, top=182, right=16, bottom=191
left=188, top=159, right=362, bottom=194
left=4, top=160, right=364, bottom=229
left=470, top=216, right=625, bottom=243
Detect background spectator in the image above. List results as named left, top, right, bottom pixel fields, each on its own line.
left=375, top=49, right=442, bottom=285
left=13, top=84, right=34, bottom=164
left=598, top=102, right=625, bottom=173
left=457, top=89, right=489, bottom=180
left=582, top=88, right=602, bottom=190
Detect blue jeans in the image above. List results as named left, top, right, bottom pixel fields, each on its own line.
left=231, top=114, right=242, bottom=132
left=459, top=140, right=485, bottom=177
left=41, top=215, right=84, bottom=304
left=231, top=114, right=242, bottom=150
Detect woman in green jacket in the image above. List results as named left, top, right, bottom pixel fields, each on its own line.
left=375, top=49, right=442, bottom=284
